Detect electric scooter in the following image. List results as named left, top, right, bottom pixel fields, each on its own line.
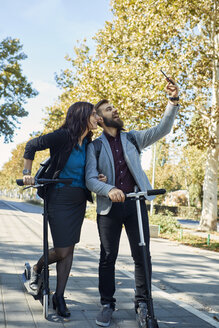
left=16, top=177, right=72, bottom=319
left=126, top=186, right=166, bottom=328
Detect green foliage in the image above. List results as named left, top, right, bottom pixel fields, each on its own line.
left=146, top=143, right=206, bottom=207
left=0, top=37, right=38, bottom=142
left=178, top=146, right=206, bottom=206
left=149, top=212, right=180, bottom=234
left=54, top=0, right=218, bottom=232
left=54, top=0, right=217, bottom=149
left=146, top=139, right=183, bottom=195
left=0, top=1, right=217, bottom=231
left=85, top=204, right=96, bottom=221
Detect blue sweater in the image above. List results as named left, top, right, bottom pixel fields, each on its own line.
left=57, top=138, right=87, bottom=189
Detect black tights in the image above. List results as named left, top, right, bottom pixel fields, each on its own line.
left=33, top=245, right=74, bottom=297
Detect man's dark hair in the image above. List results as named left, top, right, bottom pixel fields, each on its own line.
left=94, top=99, right=109, bottom=116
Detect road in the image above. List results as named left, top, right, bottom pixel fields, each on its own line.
left=178, top=219, right=219, bottom=232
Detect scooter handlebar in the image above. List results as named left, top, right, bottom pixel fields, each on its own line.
left=36, top=178, right=73, bottom=185
left=125, top=188, right=166, bottom=199
left=16, top=179, right=25, bottom=186
left=147, top=188, right=166, bottom=196
left=16, top=178, right=73, bottom=186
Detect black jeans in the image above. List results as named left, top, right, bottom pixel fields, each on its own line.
left=97, top=199, right=151, bottom=308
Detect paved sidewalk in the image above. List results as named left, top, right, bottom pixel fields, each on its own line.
left=0, top=198, right=219, bottom=328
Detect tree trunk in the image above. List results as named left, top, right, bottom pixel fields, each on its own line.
left=200, top=142, right=218, bottom=231
left=199, top=0, right=218, bottom=231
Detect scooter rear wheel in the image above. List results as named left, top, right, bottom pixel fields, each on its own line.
left=24, top=263, right=31, bottom=280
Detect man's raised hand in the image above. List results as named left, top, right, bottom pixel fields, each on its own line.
left=165, top=78, right=179, bottom=98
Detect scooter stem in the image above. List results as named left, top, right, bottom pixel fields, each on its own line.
left=134, top=186, right=159, bottom=327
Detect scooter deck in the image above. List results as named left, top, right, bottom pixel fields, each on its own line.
left=22, top=272, right=39, bottom=297
left=22, top=262, right=43, bottom=300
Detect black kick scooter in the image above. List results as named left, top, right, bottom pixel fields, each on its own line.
left=16, top=177, right=72, bottom=319
left=126, top=186, right=166, bottom=328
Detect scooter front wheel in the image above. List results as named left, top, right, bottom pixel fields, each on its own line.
left=147, top=317, right=159, bottom=328
left=43, top=294, right=49, bottom=319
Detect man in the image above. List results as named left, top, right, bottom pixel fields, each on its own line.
left=86, top=80, right=179, bottom=327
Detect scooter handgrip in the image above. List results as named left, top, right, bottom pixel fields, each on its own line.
left=147, top=189, right=166, bottom=196
left=36, top=178, right=73, bottom=185
left=16, top=179, right=24, bottom=186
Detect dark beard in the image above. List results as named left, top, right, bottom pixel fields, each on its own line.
left=103, top=116, right=124, bottom=129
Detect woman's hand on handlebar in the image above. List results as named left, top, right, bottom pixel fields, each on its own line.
left=23, top=175, right=35, bottom=185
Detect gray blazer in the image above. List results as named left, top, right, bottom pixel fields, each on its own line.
left=85, top=102, right=179, bottom=215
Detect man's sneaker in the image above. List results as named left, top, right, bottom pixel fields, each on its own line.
left=96, top=304, right=114, bottom=327
left=136, top=302, right=148, bottom=328
left=29, top=267, right=40, bottom=291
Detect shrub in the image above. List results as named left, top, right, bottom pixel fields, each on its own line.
left=149, top=213, right=180, bottom=234
left=177, top=206, right=201, bottom=219
left=147, top=204, right=202, bottom=220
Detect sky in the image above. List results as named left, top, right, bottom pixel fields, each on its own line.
left=0, top=0, right=152, bottom=171
left=0, top=0, right=113, bottom=168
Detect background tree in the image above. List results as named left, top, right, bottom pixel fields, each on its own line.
left=177, top=146, right=206, bottom=207
left=1, top=1, right=217, bottom=231
left=146, top=139, right=182, bottom=193
left=0, top=141, right=49, bottom=194
left=0, top=143, right=26, bottom=192
left=0, top=37, right=38, bottom=142
left=54, top=0, right=218, bottom=231
left=146, top=142, right=206, bottom=207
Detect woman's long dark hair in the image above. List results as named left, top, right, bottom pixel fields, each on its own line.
left=61, top=101, right=94, bottom=149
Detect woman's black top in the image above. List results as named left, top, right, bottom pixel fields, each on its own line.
left=23, top=128, right=92, bottom=202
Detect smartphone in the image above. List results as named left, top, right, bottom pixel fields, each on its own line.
left=160, top=70, right=175, bottom=85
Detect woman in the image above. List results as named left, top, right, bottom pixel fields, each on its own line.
left=22, top=101, right=104, bottom=317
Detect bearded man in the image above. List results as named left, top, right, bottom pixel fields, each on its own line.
left=86, top=80, right=179, bottom=327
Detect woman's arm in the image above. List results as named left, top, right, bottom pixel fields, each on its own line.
left=22, top=129, right=68, bottom=185
left=23, top=158, right=33, bottom=172
left=23, top=129, right=68, bottom=160
left=23, top=159, right=35, bottom=185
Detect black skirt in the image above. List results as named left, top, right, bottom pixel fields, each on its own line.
left=47, top=185, right=87, bottom=248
